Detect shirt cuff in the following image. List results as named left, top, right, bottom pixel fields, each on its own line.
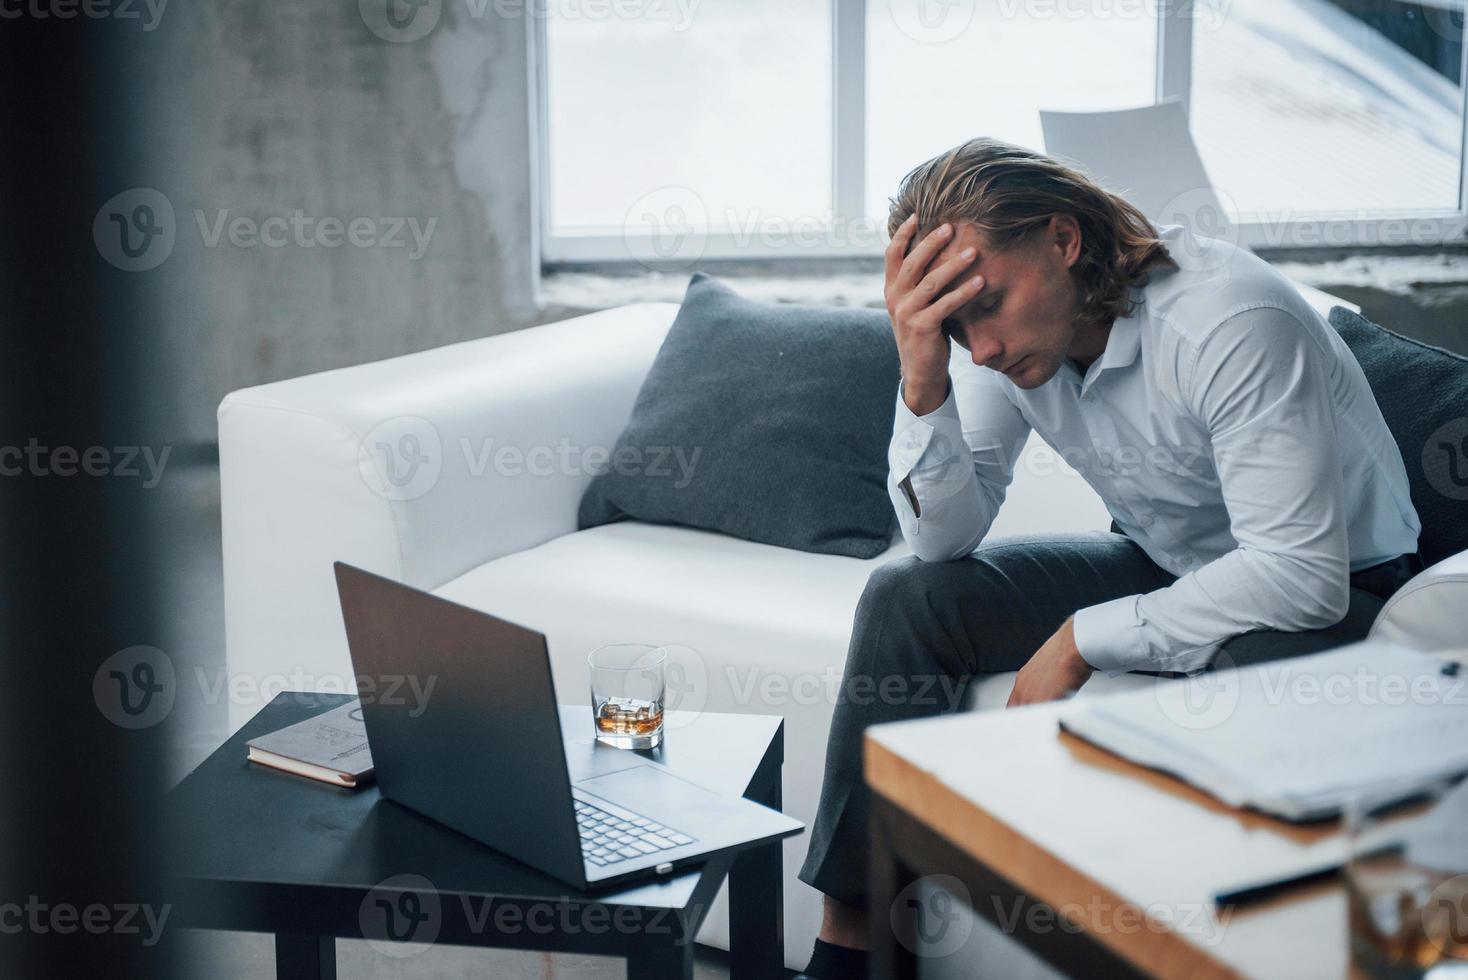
left=889, top=379, right=961, bottom=481
left=1072, top=595, right=1142, bottom=674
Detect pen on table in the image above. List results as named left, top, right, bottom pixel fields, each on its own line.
left=1213, top=843, right=1403, bottom=908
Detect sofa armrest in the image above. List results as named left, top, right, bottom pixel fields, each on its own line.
left=219, top=302, right=678, bottom=731
left=1368, top=549, right=1468, bottom=652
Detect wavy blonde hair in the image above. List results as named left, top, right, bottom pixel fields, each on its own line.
left=887, top=137, right=1176, bottom=330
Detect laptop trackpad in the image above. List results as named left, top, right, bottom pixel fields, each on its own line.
left=579, top=764, right=726, bottom=820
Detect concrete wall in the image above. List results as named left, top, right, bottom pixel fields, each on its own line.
left=114, top=0, right=542, bottom=446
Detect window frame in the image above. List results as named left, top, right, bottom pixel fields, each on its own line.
left=537, top=0, right=1468, bottom=265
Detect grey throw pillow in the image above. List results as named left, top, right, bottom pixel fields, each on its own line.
left=577, top=272, right=901, bottom=558
left=1328, top=307, right=1468, bottom=567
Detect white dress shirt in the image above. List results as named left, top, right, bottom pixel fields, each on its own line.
left=888, top=225, right=1421, bottom=675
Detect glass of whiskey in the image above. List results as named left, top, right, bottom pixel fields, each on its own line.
left=1345, top=779, right=1468, bottom=979
left=587, top=644, right=666, bottom=750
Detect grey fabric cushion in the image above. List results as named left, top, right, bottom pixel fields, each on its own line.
left=577, top=272, right=900, bottom=558
left=1328, top=307, right=1468, bottom=567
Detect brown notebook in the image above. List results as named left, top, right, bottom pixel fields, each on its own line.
left=246, top=699, right=374, bottom=787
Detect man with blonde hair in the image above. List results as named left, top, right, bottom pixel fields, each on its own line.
left=792, top=138, right=1422, bottom=980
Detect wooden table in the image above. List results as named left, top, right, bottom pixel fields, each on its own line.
left=865, top=701, right=1375, bottom=980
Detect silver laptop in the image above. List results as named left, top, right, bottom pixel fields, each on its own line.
left=333, top=561, right=803, bottom=890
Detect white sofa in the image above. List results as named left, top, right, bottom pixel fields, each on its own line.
left=219, top=301, right=1467, bottom=971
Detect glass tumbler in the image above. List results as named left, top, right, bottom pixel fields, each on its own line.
left=587, top=644, right=666, bottom=750
left=1344, top=779, right=1468, bottom=979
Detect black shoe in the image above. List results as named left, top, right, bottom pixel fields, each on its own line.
left=798, top=938, right=869, bottom=979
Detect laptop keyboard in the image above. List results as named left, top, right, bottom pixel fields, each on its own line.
left=574, top=796, right=696, bottom=866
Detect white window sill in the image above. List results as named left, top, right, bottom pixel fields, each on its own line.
left=539, top=250, right=1468, bottom=320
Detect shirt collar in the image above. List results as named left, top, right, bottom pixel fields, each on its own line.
left=1076, top=289, right=1144, bottom=392
left=1095, top=310, right=1142, bottom=372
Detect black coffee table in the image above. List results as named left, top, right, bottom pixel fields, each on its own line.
left=166, top=693, right=789, bottom=980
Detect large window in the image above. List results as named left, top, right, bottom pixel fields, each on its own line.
left=865, top=0, right=1157, bottom=221
left=544, top=0, right=832, bottom=265
left=1192, top=0, right=1463, bottom=222
left=539, top=0, right=1468, bottom=263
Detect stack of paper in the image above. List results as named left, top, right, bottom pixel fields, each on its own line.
left=1058, top=641, right=1468, bottom=821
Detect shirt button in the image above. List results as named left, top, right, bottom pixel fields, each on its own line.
left=1138, top=514, right=1155, bottom=528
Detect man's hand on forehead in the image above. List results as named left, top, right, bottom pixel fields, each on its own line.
left=932, top=233, right=988, bottom=322
left=883, top=214, right=988, bottom=414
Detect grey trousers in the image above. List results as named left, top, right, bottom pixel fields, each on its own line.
left=796, top=531, right=1404, bottom=910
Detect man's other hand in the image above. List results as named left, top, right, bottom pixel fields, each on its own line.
left=1006, top=616, right=1094, bottom=707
